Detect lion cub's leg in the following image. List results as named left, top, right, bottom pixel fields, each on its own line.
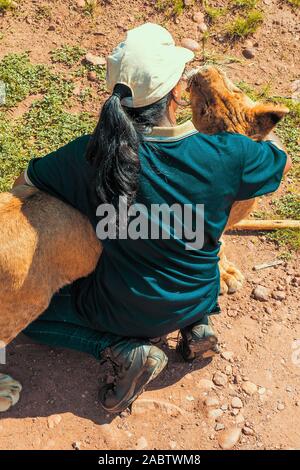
left=0, top=373, right=22, bottom=412
left=219, top=240, right=244, bottom=294
left=219, top=199, right=256, bottom=294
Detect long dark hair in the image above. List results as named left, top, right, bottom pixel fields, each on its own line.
left=86, top=84, right=171, bottom=211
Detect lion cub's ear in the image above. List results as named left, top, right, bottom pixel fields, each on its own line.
left=250, top=104, right=289, bottom=139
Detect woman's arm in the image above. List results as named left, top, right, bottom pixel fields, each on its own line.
left=264, top=131, right=292, bottom=175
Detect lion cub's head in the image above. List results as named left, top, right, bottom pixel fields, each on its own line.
left=188, top=66, right=289, bottom=140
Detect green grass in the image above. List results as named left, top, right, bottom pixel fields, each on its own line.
left=286, top=0, right=300, bottom=7
left=226, top=9, right=264, bottom=38
left=0, top=0, right=15, bottom=10
left=50, top=45, right=86, bottom=66
left=233, top=0, right=258, bottom=9
left=205, top=6, right=227, bottom=22
left=156, top=0, right=187, bottom=16
left=0, top=53, right=96, bottom=191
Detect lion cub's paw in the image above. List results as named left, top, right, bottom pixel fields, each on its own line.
left=220, top=261, right=245, bottom=295
left=0, top=373, right=22, bottom=412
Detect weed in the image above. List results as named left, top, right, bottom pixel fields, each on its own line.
left=226, top=9, right=264, bottom=38
left=50, top=45, right=86, bottom=66
left=156, top=0, right=187, bottom=16
left=233, top=0, right=258, bottom=9
left=0, top=0, right=13, bottom=11
left=205, top=6, right=227, bottom=23
left=286, top=0, right=300, bottom=7
left=84, top=0, right=99, bottom=16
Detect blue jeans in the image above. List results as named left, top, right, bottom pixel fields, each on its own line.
left=23, top=285, right=121, bottom=359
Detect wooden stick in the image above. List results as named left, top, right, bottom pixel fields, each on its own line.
left=253, top=260, right=284, bottom=271
left=231, top=219, right=300, bottom=231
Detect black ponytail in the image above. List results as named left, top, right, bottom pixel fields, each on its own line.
left=86, top=83, right=172, bottom=211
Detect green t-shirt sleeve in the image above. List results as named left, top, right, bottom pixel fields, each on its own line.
left=26, top=135, right=91, bottom=206
left=236, top=138, right=287, bottom=201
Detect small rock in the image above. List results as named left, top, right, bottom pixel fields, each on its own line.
left=221, top=351, right=234, bottom=362
left=264, top=306, right=273, bottom=315
left=231, top=408, right=239, bottom=416
left=72, top=441, right=81, bottom=450
left=197, top=23, right=208, bottom=34
left=277, top=403, right=285, bottom=411
left=87, top=71, right=98, bottom=82
left=85, top=52, right=106, bottom=67
left=181, top=38, right=200, bottom=52
left=193, top=12, right=205, bottom=24
left=221, top=404, right=228, bottom=411
left=242, top=48, right=255, bottom=59
left=215, top=423, right=225, bottom=431
left=47, top=414, right=62, bottom=429
left=197, top=379, right=215, bottom=391
left=252, top=285, right=269, bottom=301
left=243, top=426, right=254, bottom=436
left=242, top=381, right=257, bottom=396
left=213, top=371, right=228, bottom=387
left=235, top=414, right=245, bottom=425
left=185, top=395, right=195, bottom=402
left=218, top=427, right=241, bottom=450
left=204, top=397, right=220, bottom=408
left=136, top=436, right=148, bottom=450
left=76, top=0, right=86, bottom=8
left=231, top=397, right=243, bottom=409
left=272, top=291, right=286, bottom=301
left=225, top=365, right=232, bottom=376
left=207, top=408, right=223, bottom=420
left=258, top=387, right=266, bottom=395
left=48, top=24, right=56, bottom=31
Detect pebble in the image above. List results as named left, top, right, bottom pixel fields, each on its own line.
left=221, top=404, right=228, bottom=411
left=48, top=24, right=56, bottom=31
left=197, top=23, right=208, bottom=34
left=213, top=371, right=228, bottom=387
left=193, top=12, right=205, bottom=23
left=47, top=414, right=62, bottom=429
left=242, top=381, right=257, bottom=396
left=215, top=423, right=225, bottom=431
left=181, top=38, right=201, bottom=52
left=231, top=408, right=239, bottom=416
left=85, top=52, right=106, bottom=67
left=231, top=397, right=243, bottom=409
left=221, top=351, right=234, bottom=362
left=235, top=414, right=245, bottom=425
left=207, top=408, right=223, bottom=420
left=258, top=387, right=266, bottom=395
left=204, top=397, right=220, bottom=408
left=72, top=441, right=81, bottom=450
left=252, top=286, right=270, bottom=301
left=243, top=426, right=254, bottom=436
left=242, top=48, right=255, bottom=59
left=136, top=436, right=148, bottom=450
left=218, top=427, right=241, bottom=450
left=225, top=365, right=232, bottom=376
left=264, top=306, right=273, bottom=315
left=277, top=403, right=285, bottom=411
left=76, top=0, right=86, bottom=7
left=197, top=379, right=215, bottom=391
left=87, top=71, right=98, bottom=82
left=272, top=291, right=286, bottom=301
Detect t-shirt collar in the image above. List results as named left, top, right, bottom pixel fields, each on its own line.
left=143, top=120, right=198, bottom=142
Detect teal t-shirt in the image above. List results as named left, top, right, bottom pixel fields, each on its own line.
left=26, top=121, right=287, bottom=337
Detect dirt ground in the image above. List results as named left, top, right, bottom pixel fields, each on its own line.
left=0, top=0, right=299, bottom=450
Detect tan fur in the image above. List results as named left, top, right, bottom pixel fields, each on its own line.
left=0, top=185, right=101, bottom=346
left=189, top=65, right=288, bottom=293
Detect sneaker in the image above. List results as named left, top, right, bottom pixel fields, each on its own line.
left=177, top=316, right=220, bottom=362
left=99, top=338, right=168, bottom=413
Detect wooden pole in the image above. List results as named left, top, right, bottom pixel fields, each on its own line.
left=231, top=219, right=300, bottom=231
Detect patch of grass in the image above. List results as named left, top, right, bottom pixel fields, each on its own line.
left=50, top=45, right=86, bottom=66
left=286, top=0, right=300, bottom=7
left=0, top=53, right=95, bottom=191
left=156, top=0, right=187, bottom=16
left=226, top=9, right=264, bottom=38
left=272, top=194, right=300, bottom=220
left=0, top=0, right=14, bottom=11
left=35, top=4, right=52, bottom=20
left=233, top=0, right=258, bottom=9
left=205, top=6, right=227, bottom=23
left=83, top=0, right=99, bottom=16
left=268, top=229, right=300, bottom=254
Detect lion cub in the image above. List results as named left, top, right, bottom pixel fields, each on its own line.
left=188, top=66, right=288, bottom=294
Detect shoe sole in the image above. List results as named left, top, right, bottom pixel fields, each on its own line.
left=178, top=335, right=220, bottom=362
left=99, top=352, right=168, bottom=414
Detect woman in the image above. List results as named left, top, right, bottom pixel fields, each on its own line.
left=14, top=23, right=291, bottom=414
